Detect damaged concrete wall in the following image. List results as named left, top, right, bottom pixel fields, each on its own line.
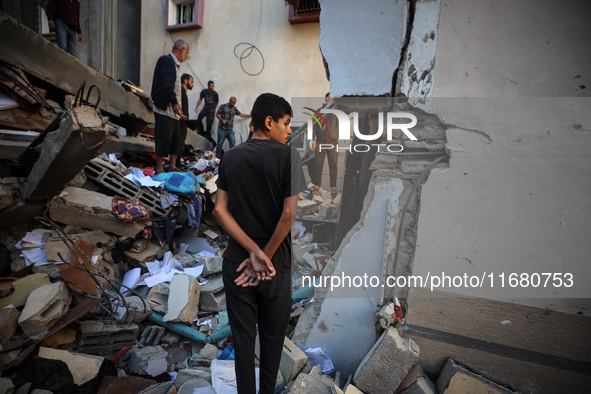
left=318, top=0, right=408, bottom=97
left=140, top=0, right=329, bottom=136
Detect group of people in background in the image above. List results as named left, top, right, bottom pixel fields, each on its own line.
left=151, top=39, right=251, bottom=173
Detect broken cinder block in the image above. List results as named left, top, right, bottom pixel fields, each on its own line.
left=297, top=200, right=319, bottom=216
left=198, top=275, right=225, bottom=312
left=353, top=326, right=420, bottom=394
left=147, top=283, right=169, bottom=314
left=397, top=364, right=436, bottom=394
left=77, top=320, right=138, bottom=355
left=436, top=359, right=517, bottom=394
left=194, top=255, right=223, bottom=276
left=18, top=281, right=71, bottom=337
left=279, top=337, right=308, bottom=385
left=163, top=273, right=201, bottom=323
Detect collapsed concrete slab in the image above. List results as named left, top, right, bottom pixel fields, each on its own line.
left=353, top=326, right=420, bottom=394
left=17, top=281, right=71, bottom=337
left=0, top=11, right=153, bottom=124
left=20, top=107, right=109, bottom=201
left=48, top=186, right=147, bottom=238
left=163, top=273, right=200, bottom=323
left=436, top=359, right=517, bottom=394
left=198, top=274, right=225, bottom=312
left=38, top=347, right=104, bottom=386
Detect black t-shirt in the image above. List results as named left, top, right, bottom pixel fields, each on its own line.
left=216, top=138, right=306, bottom=272
left=199, top=89, right=219, bottom=111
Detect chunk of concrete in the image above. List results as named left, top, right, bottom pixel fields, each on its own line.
left=164, top=273, right=201, bottom=323
left=196, top=343, right=222, bottom=367
left=353, top=327, right=420, bottom=394
left=198, top=275, right=225, bottom=312
left=436, top=359, right=517, bottom=394
left=174, top=252, right=196, bottom=268
left=138, top=382, right=176, bottom=394
left=128, top=345, right=168, bottom=377
left=288, top=365, right=340, bottom=394
left=147, top=283, right=170, bottom=314
left=318, top=203, right=337, bottom=219
left=18, top=281, right=71, bottom=337
left=297, top=200, right=319, bottom=216
left=194, top=255, right=223, bottom=276
left=48, top=186, right=147, bottom=238
left=122, top=296, right=152, bottom=323
left=0, top=304, right=20, bottom=339
left=38, top=347, right=104, bottom=385
left=0, top=273, right=50, bottom=309
left=397, top=364, right=436, bottom=394
left=344, top=384, right=364, bottom=394
left=78, top=320, right=138, bottom=355
left=174, top=368, right=212, bottom=388
left=140, top=325, right=166, bottom=346
left=280, top=337, right=308, bottom=385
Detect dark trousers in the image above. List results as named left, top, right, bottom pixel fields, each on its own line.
left=197, top=109, right=216, bottom=145
left=314, top=138, right=338, bottom=188
left=223, top=259, right=292, bottom=394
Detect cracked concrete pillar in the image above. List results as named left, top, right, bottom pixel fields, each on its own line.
left=319, top=0, right=408, bottom=96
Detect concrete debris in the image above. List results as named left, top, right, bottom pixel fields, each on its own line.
left=147, top=283, right=170, bottom=315
left=287, top=364, right=342, bottom=394
left=198, top=274, right=225, bottom=312
left=163, top=273, right=201, bottom=323
left=279, top=337, right=308, bottom=385
left=38, top=347, right=104, bottom=385
left=77, top=320, right=139, bottom=355
left=0, top=304, right=21, bottom=339
left=436, top=359, right=518, bottom=394
left=140, top=325, right=166, bottom=346
left=122, top=296, right=151, bottom=323
left=18, top=281, right=71, bottom=337
left=397, top=364, right=436, bottom=394
left=128, top=345, right=168, bottom=377
left=195, top=255, right=223, bottom=276
left=353, top=327, right=420, bottom=394
left=48, top=186, right=148, bottom=238
left=174, top=368, right=212, bottom=389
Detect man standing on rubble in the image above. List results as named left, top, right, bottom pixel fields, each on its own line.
left=213, top=93, right=306, bottom=393
left=179, top=73, right=198, bottom=164
left=150, top=39, right=189, bottom=174
left=46, top=0, right=83, bottom=56
left=215, top=96, right=250, bottom=158
left=195, top=80, right=219, bottom=151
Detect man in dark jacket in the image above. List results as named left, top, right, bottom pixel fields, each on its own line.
left=150, top=39, right=190, bottom=174
left=46, top=0, right=83, bottom=55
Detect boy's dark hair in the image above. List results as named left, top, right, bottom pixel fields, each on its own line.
left=207, top=80, right=214, bottom=85
left=181, top=73, right=192, bottom=84
left=251, top=93, right=292, bottom=132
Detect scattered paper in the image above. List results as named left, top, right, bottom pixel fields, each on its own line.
left=22, top=248, right=49, bottom=266
left=121, top=268, right=142, bottom=295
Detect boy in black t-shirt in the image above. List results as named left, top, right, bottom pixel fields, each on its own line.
left=213, top=93, right=305, bottom=393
